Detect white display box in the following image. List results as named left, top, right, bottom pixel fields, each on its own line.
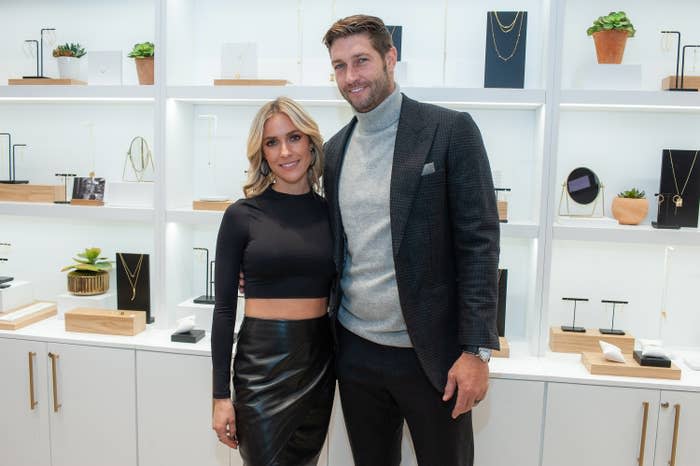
left=56, top=292, right=117, bottom=320
left=176, top=296, right=245, bottom=333
left=104, top=182, right=154, bottom=208
left=575, top=64, right=642, bottom=90
left=221, top=43, right=258, bottom=79
left=0, top=281, right=34, bottom=312
left=88, top=51, right=123, bottom=85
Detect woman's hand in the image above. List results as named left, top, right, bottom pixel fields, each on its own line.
left=212, top=398, right=238, bottom=449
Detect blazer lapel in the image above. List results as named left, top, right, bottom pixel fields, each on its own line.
left=390, top=96, right=437, bottom=256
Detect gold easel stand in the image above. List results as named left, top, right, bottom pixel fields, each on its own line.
left=558, top=183, right=606, bottom=217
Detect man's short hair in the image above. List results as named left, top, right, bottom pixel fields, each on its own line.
left=322, top=14, right=393, bottom=57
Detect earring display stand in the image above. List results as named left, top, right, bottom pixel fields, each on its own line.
left=54, top=173, right=76, bottom=204
left=652, top=192, right=682, bottom=229
left=192, top=247, right=215, bottom=305
left=560, top=297, right=588, bottom=333
left=9, top=28, right=84, bottom=85
left=655, top=149, right=700, bottom=228
left=549, top=326, right=635, bottom=354
left=0, top=143, right=29, bottom=184
left=599, top=299, right=628, bottom=335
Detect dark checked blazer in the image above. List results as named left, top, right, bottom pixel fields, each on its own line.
left=323, top=94, right=501, bottom=392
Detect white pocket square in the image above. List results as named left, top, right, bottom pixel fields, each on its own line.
left=421, top=162, right=435, bottom=176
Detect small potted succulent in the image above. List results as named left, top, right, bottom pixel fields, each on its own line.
left=61, top=247, right=113, bottom=295
left=52, top=42, right=87, bottom=80
left=128, top=41, right=154, bottom=85
left=586, top=11, right=636, bottom=64
left=612, top=188, right=648, bottom=225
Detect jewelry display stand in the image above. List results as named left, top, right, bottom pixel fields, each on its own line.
left=122, top=136, right=155, bottom=183
left=0, top=142, right=29, bottom=184
left=581, top=352, right=680, bottom=380
left=0, top=281, right=33, bottom=312
left=116, top=252, right=152, bottom=323
left=192, top=247, right=215, bottom=305
left=176, top=293, right=245, bottom=336
left=549, top=326, right=635, bottom=354
left=656, top=149, right=700, bottom=228
left=484, top=11, right=528, bottom=88
left=65, top=308, right=146, bottom=336
left=652, top=193, right=682, bottom=229
left=599, top=299, right=628, bottom=335
left=0, top=301, right=57, bottom=331
left=54, top=173, right=76, bottom=204
left=560, top=297, right=588, bottom=333
left=558, top=167, right=606, bottom=218
left=660, top=31, right=699, bottom=92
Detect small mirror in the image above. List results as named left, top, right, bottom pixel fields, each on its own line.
left=566, top=167, right=600, bottom=205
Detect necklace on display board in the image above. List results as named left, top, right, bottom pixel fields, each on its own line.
left=668, top=149, right=698, bottom=209
left=118, top=253, right=144, bottom=301
left=489, top=12, right=524, bottom=62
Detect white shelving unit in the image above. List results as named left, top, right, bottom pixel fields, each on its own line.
left=1, top=0, right=699, bottom=351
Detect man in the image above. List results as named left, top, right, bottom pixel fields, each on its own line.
left=322, top=15, right=501, bottom=466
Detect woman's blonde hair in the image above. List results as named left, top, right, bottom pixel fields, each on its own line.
left=243, top=97, right=324, bottom=198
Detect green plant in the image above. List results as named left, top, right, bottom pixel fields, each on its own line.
left=128, top=41, right=154, bottom=58
left=587, top=11, right=636, bottom=37
left=61, top=247, right=113, bottom=273
left=617, top=188, right=646, bottom=199
left=52, top=43, right=86, bottom=58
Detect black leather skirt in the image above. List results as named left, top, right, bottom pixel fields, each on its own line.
left=233, top=315, right=334, bottom=466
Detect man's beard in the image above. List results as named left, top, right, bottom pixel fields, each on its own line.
left=341, top=65, right=392, bottom=113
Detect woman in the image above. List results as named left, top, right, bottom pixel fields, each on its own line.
left=211, top=97, right=335, bottom=466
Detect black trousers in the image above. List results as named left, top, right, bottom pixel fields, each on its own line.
left=336, top=323, right=473, bottom=466
left=234, top=316, right=335, bottom=466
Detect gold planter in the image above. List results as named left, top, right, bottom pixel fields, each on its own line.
left=67, top=271, right=110, bottom=296
left=612, top=197, right=649, bottom=225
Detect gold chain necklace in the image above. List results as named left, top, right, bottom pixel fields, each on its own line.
left=668, top=150, right=698, bottom=208
left=493, top=12, right=520, bottom=33
left=489, top=12, right=524, bottom=62
left=118, top=253, right=144, bottom=301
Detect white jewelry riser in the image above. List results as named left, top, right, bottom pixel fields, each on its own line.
left=575, top=64, right=643, bottom=90
left=0, top=281, right=33, bottom=312
left=56, top=292, right=117, bottom=320
left=104, top=182, right=154, bottom=208
left=176, top=295, right=245, bottom=333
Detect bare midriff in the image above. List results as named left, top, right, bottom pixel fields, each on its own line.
left=244, top=297, right=328, bottom=320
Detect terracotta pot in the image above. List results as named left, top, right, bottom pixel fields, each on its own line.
left=134, top=56, right=154, bottom=85
left=612, top=197, right=648, bottom=225
left=592, top=30, right=629, bottom=64
left=67, top=271, right=110, bottom=295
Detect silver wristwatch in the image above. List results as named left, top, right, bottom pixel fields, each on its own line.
left=463, top=346, right=492, bottom=363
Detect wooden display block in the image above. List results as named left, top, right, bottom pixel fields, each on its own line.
left=549, top=326, right=635, bottom=354
left=581, top=352, right=681, bottom=380
left=192, top=200, right=232, bottom=211
left=213, top=79, right=289, bottom=86
left=8, top=78, right=87, bottom=85
left=497, top=200, right=508, bottom=222
left=493, top=336, right=510, bottom=358
left=65, top=308, right=146, bottom=336
left=0, top=302, right=57, bottom=330
left=662, top=75, right=700, bottom=90
left=70, top=199, right=104, bottom=207
left=0, top=184, right=64, bottom=203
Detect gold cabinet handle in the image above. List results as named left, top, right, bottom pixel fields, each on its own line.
left=48, top=352, right=61, bottom=413
left=28, top=352, right=38, bottom=410
left=638, top=401, right=649, bottom=466
left=669, top=404, right=681, bottom=466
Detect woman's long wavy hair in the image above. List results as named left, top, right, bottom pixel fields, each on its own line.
left=243, top=97, right=324, bottom=198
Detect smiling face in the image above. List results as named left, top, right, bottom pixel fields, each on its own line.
left=330, top=33, right=396, bottom=113
left=261, top=113, right=313, bottom=194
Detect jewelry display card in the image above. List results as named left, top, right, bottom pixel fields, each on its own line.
left=116, top=252, right=152, bottom=323
left=659, top=149, right=700, bottom=228
left=497, top=269, right=508, bottom=337
left=386, top=25, right=403, bottom=61
left=484, top=11, right=528, bottom=89
left=221, top=43, right=257, bottom=79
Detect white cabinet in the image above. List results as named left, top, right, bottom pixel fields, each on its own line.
left=136, top=350, right=231, bottom=466
left=473, top=378, right=545, bottom=466
left=46, top=343, right=137, bottom=466
left=654, top=390, right=700, bottom=466
left=0, top=338, right=51, bottom=466
left=542, top=383, right=659, bottom=466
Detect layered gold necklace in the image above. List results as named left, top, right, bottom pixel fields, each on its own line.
left=118, top=253, right=144, bottom=301
left=668, top=150, right=698, bottom=208
left=489, top=12, right=524, bottom=62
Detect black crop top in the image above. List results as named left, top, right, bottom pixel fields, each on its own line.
left=211, top=186, right=335, bottom=398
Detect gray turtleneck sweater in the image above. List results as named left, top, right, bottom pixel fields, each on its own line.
left=337, top=85, right=412, bottom=348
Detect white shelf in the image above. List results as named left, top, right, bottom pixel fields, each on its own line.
left=560, top=90, right=700, bottom=113
left=553, top=222, right=700, bottom=246
left=166, top=208, right=226, bottom=225
left=0, top=202, right=154, bottom=223
left=501, top=222, right=540, bottom=239
left=168, top=85, right=545, bottom=109
left=0, top=85, right=155, bottom=102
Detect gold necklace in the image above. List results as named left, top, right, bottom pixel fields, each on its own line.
left=493, top=12, right=520, bottom=33
left=668, top=150, right=698, bottom=208
left=118, top=253, right=144, bottom=301
left=489, top=12, right=524, bottom=62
